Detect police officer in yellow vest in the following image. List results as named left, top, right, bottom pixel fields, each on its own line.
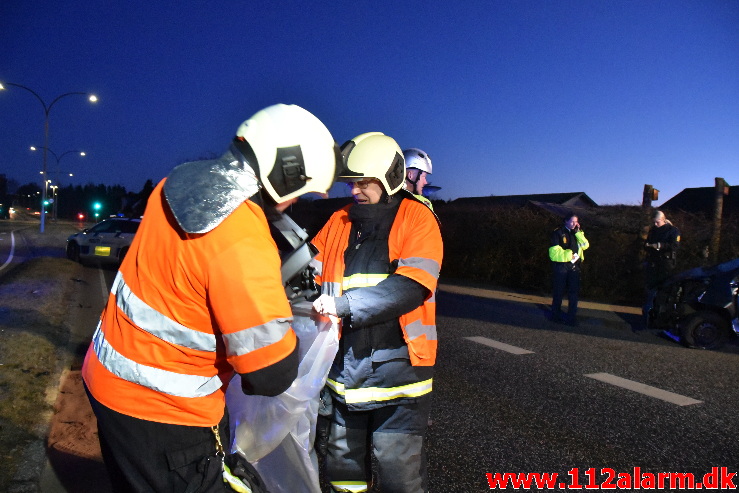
left=549, top=213, right=589, bottom=326
left=312, top=133, right=443, bottom=493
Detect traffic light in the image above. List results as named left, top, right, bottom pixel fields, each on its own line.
left=93, top=201, right=102, bottom=219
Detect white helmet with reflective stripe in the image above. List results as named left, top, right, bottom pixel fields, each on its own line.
left=235, top=104, right=341, bottom=203
left=339, top=132, right=405, bottom=195
left=403, top=148, right=432, bottom=174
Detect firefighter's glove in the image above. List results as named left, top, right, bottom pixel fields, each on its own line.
left=313, top=294, right=341, bottom=324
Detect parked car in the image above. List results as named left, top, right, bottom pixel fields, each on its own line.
left=66, top=217, right=141, bottom=266
left=649, top=257, right=739, bottom=349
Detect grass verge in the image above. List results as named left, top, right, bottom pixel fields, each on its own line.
left=0, top=222, right=82, bottom=490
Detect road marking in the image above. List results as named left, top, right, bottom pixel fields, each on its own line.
left=98, top=268, right=109, bottom=300
left=585, top=372, right=703, bottom=406
left=465, top=336, right=534, bottom=355
left=0, top=232, right=16, bottom=273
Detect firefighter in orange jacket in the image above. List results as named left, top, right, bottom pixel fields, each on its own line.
left=81, top=104, right=342, bottom=492
left=312, top=132, right=443, bottom=493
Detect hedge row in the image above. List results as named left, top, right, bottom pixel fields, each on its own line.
left=290, top=199, right=738, bottom=307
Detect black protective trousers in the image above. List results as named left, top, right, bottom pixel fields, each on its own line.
left=326, top=395, right=432, bottom=493
left=85, top=384, right=229, bottom=493
left=551, top=262, right=581, bottom=322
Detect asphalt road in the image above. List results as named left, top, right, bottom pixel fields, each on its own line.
left=426, top=288, right=739, bottom=491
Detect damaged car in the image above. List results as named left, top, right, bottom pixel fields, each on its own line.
left=649, top=257, right=739, bottom=349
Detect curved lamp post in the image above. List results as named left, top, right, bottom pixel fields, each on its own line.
left=0, top=81, right=97, bottom=232
left=30, top=146, right=86, bottom=220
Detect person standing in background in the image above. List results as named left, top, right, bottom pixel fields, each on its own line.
left=403, top=148, right=434, bottom=210
left=549, top=213, right=589, bottom=326
left=642, top=210, right=680, bottom=326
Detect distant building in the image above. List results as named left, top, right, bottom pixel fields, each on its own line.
left=661, top=186, right=739, bottom=216
left=452, top=192, right=598, bottom=217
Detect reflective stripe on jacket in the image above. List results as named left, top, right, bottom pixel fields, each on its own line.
left=326, top=376, right=434, bottom=405
left=82, top=179, right=296, bottom=427
left=311, top=198, right=443, bottom=367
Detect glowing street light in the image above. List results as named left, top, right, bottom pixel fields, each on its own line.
left=30, top=146, right=86, bottom=220
left=0, top=81, right=98, bottom=232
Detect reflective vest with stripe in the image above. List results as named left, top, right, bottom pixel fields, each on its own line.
left=81, top=180, right=296, bottom=427
left=549, top=228, right=589, bottom=263
left=311, top=198, right=442, bottom=367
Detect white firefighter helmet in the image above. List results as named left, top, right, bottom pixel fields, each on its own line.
left=235, top=104, right=341, bottom=203
left=403, top=148, right=432, bottom=174
left=339, top=132, right=405, bottom=195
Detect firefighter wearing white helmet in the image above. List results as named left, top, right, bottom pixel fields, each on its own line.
left=235, top=103, right=341, bottom=204
left=404, top=147, right=434, bottom=210
left=311, top=131, right=443, bottom=492
left=82, top=104, right=340, bottom=492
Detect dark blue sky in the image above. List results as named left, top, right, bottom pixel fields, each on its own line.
left=1, top=0, right=737, bottom=205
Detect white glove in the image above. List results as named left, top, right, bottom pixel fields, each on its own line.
left=570, top=253, right=579, bottom=263
left=313, top=294, right=341, bottom=324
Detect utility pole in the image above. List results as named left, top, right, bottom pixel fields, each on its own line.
left=709, top=177, right=729, bottom=264
left=642, top=184, right=658, bottom=209
left=641, top=184, right=659, bottom=242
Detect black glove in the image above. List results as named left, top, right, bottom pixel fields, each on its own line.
left=224, top=453, right=271, bottom=493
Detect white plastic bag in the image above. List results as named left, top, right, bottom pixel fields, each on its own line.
left=226, top=300, right=338, bottom=493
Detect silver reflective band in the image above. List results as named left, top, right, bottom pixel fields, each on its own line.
left=92, top=324, right=224, bottom=398
left=222, top=318, right=292, bottom=357
left=322, top=281, right=342, bottom=297
left=327, top=378, right=433, bottom=404
left=397, top=256, right=440, bottom=279
left=404, top=319, right=437, bottom=341
left=112, top=272, right=217, bottom=352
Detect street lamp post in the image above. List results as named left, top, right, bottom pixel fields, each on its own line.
left=30, top=146, right=86, bottom=220
left=49, top=185, right=58, bottom=220
left=0, top=81, right=97, bottom=232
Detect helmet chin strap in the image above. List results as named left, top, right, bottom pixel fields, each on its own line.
left=407, top=169, right=421, bottom=194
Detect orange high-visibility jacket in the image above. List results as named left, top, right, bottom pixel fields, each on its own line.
left=311, top=197, right=443, bottom=366
left=82, top=180, right=296, bottom=427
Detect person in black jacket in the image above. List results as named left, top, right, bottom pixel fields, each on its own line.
left=642, top=210, right=680, bottom=324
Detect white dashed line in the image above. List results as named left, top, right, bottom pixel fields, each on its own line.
left=465, top=336, right=534, bottom=355
left=585, top=372, right=703, bottom=406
